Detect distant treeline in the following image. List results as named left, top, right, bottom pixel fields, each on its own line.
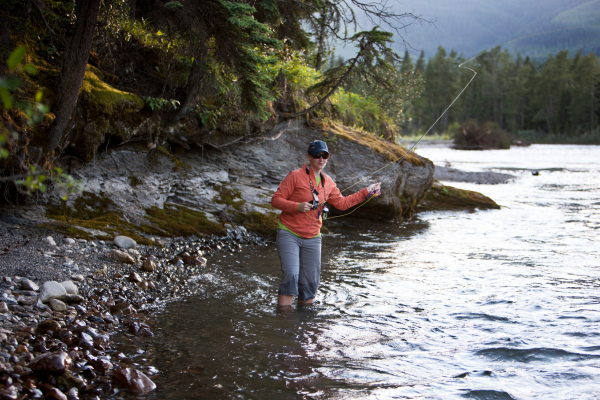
left=399, top=46, right=600, bottom=138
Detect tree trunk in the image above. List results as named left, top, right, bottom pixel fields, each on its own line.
left=45, top=0, right=102, bottom=155
left=173, top=45, right=208, bottom=123
left=314, top=12, right=327, bottom=71
left=0, top=10, right=10, bottom=55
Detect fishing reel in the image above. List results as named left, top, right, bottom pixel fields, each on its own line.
left=309, top=189, right=320, bottom=210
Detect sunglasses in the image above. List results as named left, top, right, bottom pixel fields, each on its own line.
left=311, top=153, right=329, bottom=160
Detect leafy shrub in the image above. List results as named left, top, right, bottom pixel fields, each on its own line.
left=453, top=119, right=511, bottom=149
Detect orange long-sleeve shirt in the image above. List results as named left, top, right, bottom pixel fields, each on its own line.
left=271, top=165, right=368, bottom=238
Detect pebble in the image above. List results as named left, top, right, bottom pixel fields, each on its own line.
left=43, top=236, right=57, bottom=246
left=0, top=302, right=7, bottom=313
left=141, top=259, right=155, bottom=272
left=49, top=299, right=67, bottom=311
left=109, top=249, right=135, bottom=264
left=20, top=278, right=39, bottom=291
left=60, top=281, right=78, bottom=295
left=114, top=236, right=137, bottom=249
left=64, top=238, right=76, bottom=245
left=29, top=351, right=72, bottom=374
left=112, top=368, right=156, bottom=394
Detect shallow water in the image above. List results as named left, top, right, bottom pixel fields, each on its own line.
left=145, top=144, right=600, bottom=399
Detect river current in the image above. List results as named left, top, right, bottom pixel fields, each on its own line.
left=143, top=144, right=600, bottom=399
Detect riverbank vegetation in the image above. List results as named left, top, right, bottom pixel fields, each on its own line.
left=0, top=0, right=425, bottom=202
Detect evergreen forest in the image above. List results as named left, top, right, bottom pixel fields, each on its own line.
left=402, top=46, right=600, bottom=143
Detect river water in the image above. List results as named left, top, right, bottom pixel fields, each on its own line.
left=142, top=144, right=600, bottom=399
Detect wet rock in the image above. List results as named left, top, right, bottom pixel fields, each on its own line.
left=128, top=272, right=142, bottom=283
left=183, top=256, right=207, bottom=266
left=87, top=315, right=105, bottom=324
left=66, top=387, right=79, bottom=400
left=49, top=299, right=67, bottom=312
left=64, top=294, right=84, bottom=303
left=0, top=302, right=7, bottom=313
left=43, top=236, right=57, bottom=246
left=0, top=385, right=17, bottom=400
left=29, top=352, right=72, bottom=375
left=37, top=319, right=61, bottom=333
left=60, top=281, right=78, bottom=295
left=141, top=259, right=155, bottom=272
left=138, top=281, right=149, bottom=290
left=112, top=368, right=156, bottom=394
left=93, top=358, right=113, bottom=374
left=45, top=388, right=68, bottom=400
left=20, top=278, right=39, bottom=291
left=114, top=236, right=137, bottom=249
left=15, top=344, right=29, bottom=354
left=39, top=281, right=67, bottom=303
left=57, top=371, right=85, bottom=390
left=109, top=302, right=130, bottom=314
left=33, top=343, right=48, bottom=353
left=109, top=249, right=135, bottom=264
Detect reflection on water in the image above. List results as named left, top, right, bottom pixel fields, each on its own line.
left=145, top=145, right=600, bottom=399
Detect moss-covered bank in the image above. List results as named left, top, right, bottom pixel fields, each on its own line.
left=417, top=182, right=500, bottom=212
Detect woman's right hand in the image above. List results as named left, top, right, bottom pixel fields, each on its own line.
left=298, top=202, right=312, bottom=213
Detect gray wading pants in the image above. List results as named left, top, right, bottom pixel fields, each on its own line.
left=276, top=229, right=322, bottom=302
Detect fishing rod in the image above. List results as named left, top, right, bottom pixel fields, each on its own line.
left=318, top=57, right=479, bottom=220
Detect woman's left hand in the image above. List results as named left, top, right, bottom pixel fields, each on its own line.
left=367, top=182, right=381, bottom=194
left=367, top=182, right=381, bottom=197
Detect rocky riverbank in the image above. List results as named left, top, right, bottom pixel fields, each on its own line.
left=0, top=224, right=265, bottom=399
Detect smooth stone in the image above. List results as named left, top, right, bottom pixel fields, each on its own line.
left=114, top=236, right=137, bottom=249
left=70, top=274, right=84, bottom=282
left=20, top=278, right=39, bottom=291
left=141, top=260, right=155, bottom=272
left=29, top=352, right=72, bottom=375
left=128, top=272, right=142, bottom=283
left=0, top=302, right=7, bottom=313
left=60, top=281, right=78, bottom=295
left=112, top=368, right=156, bottom=394
left=49, top=299, right=67, bottom=312
left=63, top=294, right=84, bottom=303
left=43, top=236, right=57, bottom=246
left=39, top=281, right=67, bottom=303
left=66, top=387, right=78, bottom=400
left=37, top=319, right=61, bottom=332
left=110, top=249, right=135, bottom=264
left=45, top=387, right=68, bottom=400
left=64, top=238, right=76, bottom=245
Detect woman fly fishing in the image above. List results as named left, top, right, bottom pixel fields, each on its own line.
left=271, top=140, right=381, bottom=307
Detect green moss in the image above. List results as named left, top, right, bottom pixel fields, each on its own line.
left=129, top=175, right=143, bottom=187
left=315, top=120, right=425, bottom=166
left=418, top=183, right=500, bottom=212
left=40, top=223, right=96, bottom=241
left=242, top=211, right=279, bottom=236
left=213, top=184, right=245, bottom=209
left=80, top=65, right=145, bottom=113
left=152, top=146, right=191, bottom=175
left=144, top=205, right=226, bottom=237
left=45, top=192, right=155, bottom=245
